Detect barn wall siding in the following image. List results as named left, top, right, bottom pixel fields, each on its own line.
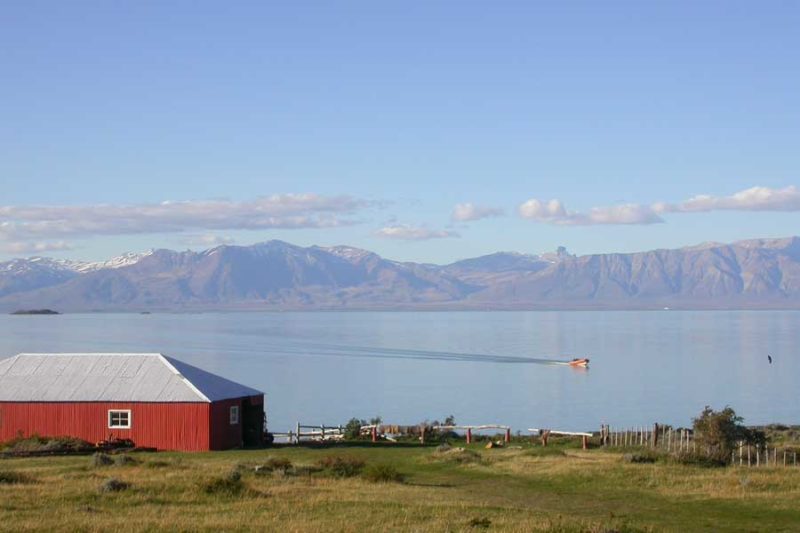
left=0, top=402, right=210, bottom=451
left=209, top=398, right=243, bottom=451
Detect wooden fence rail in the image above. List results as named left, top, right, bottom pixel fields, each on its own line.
left=273, top=423, right=345, bottom=444
left=599, top=424, right=799, bottom=468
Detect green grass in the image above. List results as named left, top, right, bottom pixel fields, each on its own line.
left=1, top=440, right=799, bottom=532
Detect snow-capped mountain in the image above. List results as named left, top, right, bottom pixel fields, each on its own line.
left=2, top=237, right=800, bottom=311
left=0, top=251, right=153, bottom=299
left=65, top=250, right=155, bottom=273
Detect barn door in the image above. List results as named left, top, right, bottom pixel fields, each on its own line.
left=241, top=398, right=263, bottom=447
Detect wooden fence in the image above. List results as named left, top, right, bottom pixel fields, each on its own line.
left=600, top=424, right=799, bottom=468
left=272, top=423, right=345, bottom=444
left=270, top=420, right=798, bottom=468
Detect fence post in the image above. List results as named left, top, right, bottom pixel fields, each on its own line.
left=466, top=428, right=472, bottom=444
left=505, top=428, right=511, bottom=444
left=371, top=426, right=377, bottom=443
left=296, top=422, right=301, bottom=444
left=582, top=435, right=588, bottom=450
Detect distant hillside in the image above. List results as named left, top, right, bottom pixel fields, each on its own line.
left=1, top=237, right=799, bottom=311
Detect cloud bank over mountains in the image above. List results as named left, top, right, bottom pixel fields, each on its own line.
left=0, top=194, right=367, bottom=253
left=1, top=186, right=798, bottom=254
left=451, top=203, right=505, bottom=222
left=518, top=199, right=663, bottom=225
left=518, top=186, right=800, bottom=226
left=375, top=224, right=459, bottom=240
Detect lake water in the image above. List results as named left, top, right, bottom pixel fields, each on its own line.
left=1, top=311, right=797, bottom=435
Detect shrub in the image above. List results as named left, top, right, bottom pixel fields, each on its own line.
left=693, top=406, right=762, bottom=464
left=344, top=418, right=367, bottom=440
left=362, top=463, right=404, bottom=483
left=1, top=435, right=92, bottom=453
left=468, top=517, right=492, bottom=529
left=201, top=470, right=244, bottom=496
left=622, top=452, right=659, bottom=464
left=145, top=460, right=172, bottom=469
left=253, top=457, right=293, bottom=476
left=672, top=451, right=727, bottom=468
left=99, top=478, right=130, bottom=493
left=318, top=456, right=365, bottom=478
left=264, top=457, right=293, bottom=472
left=90, top=452, right=114, bottom=467
left=0, top=470, right=34, bottom=484
left=113, top=454, right=139, bottom=466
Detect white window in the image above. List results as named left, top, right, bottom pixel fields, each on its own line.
left=108, top=410, right=131, bottom=429
left=230, top=405, right=240, bottom=425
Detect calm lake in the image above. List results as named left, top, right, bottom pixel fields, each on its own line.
left=1, top=311, right=797, bottom=435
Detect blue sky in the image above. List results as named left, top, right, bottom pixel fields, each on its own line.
left=2, top=1, right=799, bottom=263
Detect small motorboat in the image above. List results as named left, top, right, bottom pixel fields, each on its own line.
left=568, top=358, right=590, bottom=367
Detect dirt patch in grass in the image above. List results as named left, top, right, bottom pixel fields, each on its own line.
left=431, top=447, right=483, bottom=465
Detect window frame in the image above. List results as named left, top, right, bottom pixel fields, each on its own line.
left=108, top=409, right=132, bottom=429
left=229, top=405, right=240, bottom=425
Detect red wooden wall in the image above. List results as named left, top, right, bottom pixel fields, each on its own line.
left=208, top=395, right=263, bottom=450
left=0, top=402, right=210, bottom=451
left=209, top=398, right=242, bottom=451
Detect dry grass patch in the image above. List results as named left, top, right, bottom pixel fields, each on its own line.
left=0, top=470, right=34, bottom=484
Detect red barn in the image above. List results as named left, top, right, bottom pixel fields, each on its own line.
left=0, top=353, right=265, bottom=451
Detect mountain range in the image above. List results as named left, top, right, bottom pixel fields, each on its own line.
left=2, top=237, right=800, bottom=311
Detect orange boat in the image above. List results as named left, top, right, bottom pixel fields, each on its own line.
left=568, top=358, right=590, bottom=367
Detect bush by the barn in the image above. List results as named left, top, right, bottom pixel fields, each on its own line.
left=1, top=435, right=93, bottom=454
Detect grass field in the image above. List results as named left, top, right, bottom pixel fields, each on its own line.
left=1, top=439, right=799, bottom=532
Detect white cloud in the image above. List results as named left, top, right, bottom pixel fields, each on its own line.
left=518, top=198, right=663, bottom=225
left=451, top=203, right=505, bottom=222
left=519, top=186, right=800, bottom=226
left=179, top=234, right=236, bottom=246
left=658, top=186, right=800, bottom=213
left=0, top=241, right=73, bottom=254
left=0, top=194, right=368, bottom=242
left=375, top=224, right=460, bottom=240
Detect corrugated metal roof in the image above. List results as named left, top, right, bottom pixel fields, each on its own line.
left=0, top=353, right=263, bottom=403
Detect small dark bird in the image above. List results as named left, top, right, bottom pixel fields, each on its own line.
left=768, top=355, right=773, bottom=364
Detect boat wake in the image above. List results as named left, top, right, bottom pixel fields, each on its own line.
left=270, top=340, right=583, bottom=366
